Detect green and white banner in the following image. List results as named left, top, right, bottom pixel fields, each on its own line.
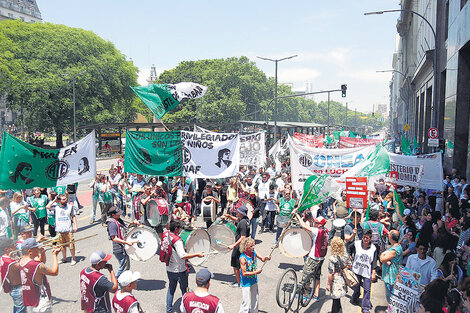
left=0, top=131, right=96, bottom=189
left=131, top=82, right=208, bottom=119
left=124, top=131, right=183, bottom=177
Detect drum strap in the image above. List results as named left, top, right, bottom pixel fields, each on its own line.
left=110, top=218, right=125, bottom=240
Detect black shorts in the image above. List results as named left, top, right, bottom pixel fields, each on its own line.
left=230, top=246, right=241, bottom=268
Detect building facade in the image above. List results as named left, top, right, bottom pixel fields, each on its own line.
left=0, top=0, right=41, bottom=22
left=390, top=0, right=470, bottom=177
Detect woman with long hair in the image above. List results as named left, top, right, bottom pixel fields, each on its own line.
left=437, top=252, right=463, bottom=289
left=326, top=237, right=352, bottom=313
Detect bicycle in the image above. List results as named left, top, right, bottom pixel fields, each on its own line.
left=276, top=268, right=316, bottom=313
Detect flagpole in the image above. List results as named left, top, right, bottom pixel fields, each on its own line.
left=159, top=120, right=170, bottom=132
left=260, top=175, right=322, bottom=270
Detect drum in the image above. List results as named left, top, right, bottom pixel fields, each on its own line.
left=279, top=227, right=313, bottom=258
left=276, top=215, right=290, bottom=228
left=147, top=198, right=170, bottom=226
left=208, top=219, right=237, bottom=252
left=180, top=229, right=211, bottom=266
left=202, top=201, right=217, bottom=223
left=125, top=226, right=159, bottom=261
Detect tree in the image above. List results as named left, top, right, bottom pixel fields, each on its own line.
left=0, top=20, right=139, bottom=147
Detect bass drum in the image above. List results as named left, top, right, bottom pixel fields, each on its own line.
left=208, top=218, right=237, bottom=253
left=147, top=198, right=170, bottom=227
left=201, top=201, right=217, bottom=223
left=180, top=229, right=211, bottom=266
left=279, top=227, right=313, bottom=258
left=125, top=226, right=159, bottom=261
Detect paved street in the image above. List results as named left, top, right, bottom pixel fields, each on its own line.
left=1, top=158, right=388, bottom=313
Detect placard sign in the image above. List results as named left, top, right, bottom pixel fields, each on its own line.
left=346, top=177, right=368, bottom=209
left=240, top=132, right=266, bottom=167
left=388, top=266, right=421, bottom=313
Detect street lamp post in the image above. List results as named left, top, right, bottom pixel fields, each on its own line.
left=62, top=70, right=86, bottom=142
left=365, top=9, right=438, bottom=133
left=257, top=55, right=297, bottom=142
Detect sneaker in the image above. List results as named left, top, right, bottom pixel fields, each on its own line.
left=311, top=296, right=319, bottom=303
left=350, top=298, right=359, bottom=305
left=58, top=259, right=67, bottom=264
left=230, top=282, right=239, bottom=288
left=89, top=219, right=94, bottom=224
left=70, top=259, right=77, bottom=266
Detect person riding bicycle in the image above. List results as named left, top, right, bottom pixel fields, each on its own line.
left=296, top=213, right=329, bottom=304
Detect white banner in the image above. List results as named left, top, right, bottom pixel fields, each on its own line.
left=181, top=131, right=240, bottom=178
left=388, top=152, right=443, bottom=190
left=240, top=132, right=266, bottom=167
left=269, top=140, right=288, bottom=171
left=193, top=124, right=213, bottom=133
left=289, top=140, right=374, bottom=192
left=57, top=131, right=96, bottom=185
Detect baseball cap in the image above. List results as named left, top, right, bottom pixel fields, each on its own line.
left=156, top=181, right=163, bottom=187
left=206, top=182, right=213, bottom=188
left=196, top=269, right=213, bottom=284
left=21, top=238, right=41, bottom=251
left=236, top=206, right=248, bottom=217
left=405, top=186, right=411, bottom=191
left=249, top=188, right=257, bottom=195
left=404, top=209, right=411, bottom=216
left=118, top=270, right=141, bottom=287
left=313, top=216, right=327, bottom=226
left=90, top=250, right=112, bottom=264
left=20, top=224, right=34, bottom=233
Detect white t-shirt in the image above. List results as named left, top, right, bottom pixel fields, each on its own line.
left=0, top=208, right=8, bottom=237
left=53, top=203, right=76, bottom=233
left=166, top=239, right=187, bottom=273
left=352, top=240, right=376, bottom=279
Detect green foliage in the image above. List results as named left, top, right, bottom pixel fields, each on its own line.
left=0, top=20, right=138, bottom=146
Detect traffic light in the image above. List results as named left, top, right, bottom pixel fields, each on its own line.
left=341, top=84, right=347, bottom=97
left=439, top=138, right=445, bottom=152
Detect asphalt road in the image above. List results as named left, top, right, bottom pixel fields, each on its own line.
left=1, top=157, right=388, bottom=313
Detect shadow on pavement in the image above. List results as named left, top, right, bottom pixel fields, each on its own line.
left=77, top=222, right=101, bottom=233
left=278, top=263, right=303, bottom=271
left=51, top=296, right=78, bottom=305
left=212, top=272, right=237, bottom=284
left=137, top=279, right=166, bottom=291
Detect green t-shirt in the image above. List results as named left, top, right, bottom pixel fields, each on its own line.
left=279, top=197, right=296, bottom=217
left=28, top=195, right=48, bottom=219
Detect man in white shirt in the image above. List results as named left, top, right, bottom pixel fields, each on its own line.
left=405, top=241, right=438, bottom=285
left=165, top=220, right=205, bottom=313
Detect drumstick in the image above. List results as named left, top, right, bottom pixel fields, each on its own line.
left=214, top=239, right=230, bottom=248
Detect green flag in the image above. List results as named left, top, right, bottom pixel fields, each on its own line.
left=401, top=134, right=412, bottom=155
left=124, top=131, right=183, bottom=176
left=131, top=82, right=208, bottom=119
left=355, top=145, right=390, bottom=177
left=298, top=174, right=339, bottom=212
left=412, top=137, right=419, bottom=154
left=393, top=188, right=406, bottom=217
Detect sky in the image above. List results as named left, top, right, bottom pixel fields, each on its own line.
left=38, top=0, right=400, bottom=114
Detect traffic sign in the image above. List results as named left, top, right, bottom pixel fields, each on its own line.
left=428, top=138, right=439, bottom=147
left=404, top=123, right=410, bottom=132
left=428, top=127, right=438, bottom=139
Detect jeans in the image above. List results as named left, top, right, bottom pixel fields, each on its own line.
left=11, top=285, right=26, bottom=313
left=166, top=271, right=188, bottom=313
left=250, top=218, right=259, bottom=239
left=352, top=274, right=372, bottom=312
left=99, top=202, right=111, bottom=224
left=114, top=251, right=130, bottom=278
left=275, top=226, right=283, bottom=243
left=31, top=215, right=47, bottom=237
left=331, top=298, right=342, bottom=313
left=384, top=282, right=393, bottom=303
left=264, top=211, right=276, bottom=231
left=91, top=197, right=98, bottom=221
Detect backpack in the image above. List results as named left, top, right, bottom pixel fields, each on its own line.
left=367, top=221, right=384, bottom=250
left=317, top=228, right=329, bottom=258
left=159, top=231, right=179, bottom=265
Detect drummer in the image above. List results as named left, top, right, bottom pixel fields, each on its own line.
left=107, top=206, right=138, bottom=278
left=139, top=184, right=167, bottom=238
left=330, top=191, right=349, bottom=241
left=201, top=183, right=220, bottom=228
left=224, top=205, right=250, bottom=287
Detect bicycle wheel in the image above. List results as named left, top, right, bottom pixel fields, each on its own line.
left=300, top=273, right=316, bottom=307
left=276, top=268, right=298, bottom=310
